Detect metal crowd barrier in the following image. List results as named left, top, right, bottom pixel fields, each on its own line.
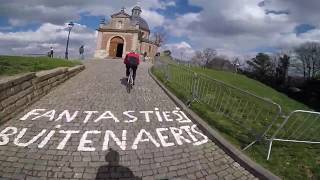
left=153, top=59, right=320, bottom=160
left=153, top=60, right=282, bottom=152
left=266, top=110, right=320, bottom=160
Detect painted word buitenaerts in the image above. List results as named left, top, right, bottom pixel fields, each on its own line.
left=0, top=108, right=209, bottom=151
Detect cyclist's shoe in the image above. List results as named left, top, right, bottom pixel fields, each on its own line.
left=133, top=81, right=135, bottom=86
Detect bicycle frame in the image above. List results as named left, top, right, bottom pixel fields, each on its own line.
left=128, top=69, right=133, bottom=84
left=127, top=68, right=134, bottom=93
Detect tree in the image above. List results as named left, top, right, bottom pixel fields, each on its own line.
left=154, top=31, right=167, bottom=47
left=207, top=56, right=234, bottom=71
left=191, top=50, right=204, bottom=66
left=294, top=42, right=320, bottom=80
left=203, top=48, right=217, bottom=66
left=246, top=53, right=273, bottom=79
left=276, top=54, right=290, bottom=84
left=191, top=48, right=217, bottom=67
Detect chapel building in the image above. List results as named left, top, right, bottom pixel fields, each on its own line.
left=94, top=6, right=159, bottom=59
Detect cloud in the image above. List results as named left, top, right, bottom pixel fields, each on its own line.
left=0, top=23, right=96, bottom=58
left=163, top=41, right=195, bottom=60
left=138, top=0, right=176, bottom=10
left=0, top=0, right=169, bottom=27
left=165, top=13, right=201, bottom=37
left=159, top=0, right=320, bottom=57
left=2, top=0, right=320, bottom=58
left=1, top=2, right=81, bottom=26
left=165, top=1, right=176, bottom=7
left=261, top=0, right=320, bottom=26
left=141, top=9, right=165, bottom=29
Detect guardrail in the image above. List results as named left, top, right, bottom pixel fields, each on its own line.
left=153, top=59, right=320, bottom=160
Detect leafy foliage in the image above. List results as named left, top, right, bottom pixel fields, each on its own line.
left=246, top=53, right=273, bottom=79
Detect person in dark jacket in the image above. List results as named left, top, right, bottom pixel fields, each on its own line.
left=79, top=45, right=84, bottom=60
left=124, top=50, right=140, bottom=85
left=49, top=47, right=54, bottom=58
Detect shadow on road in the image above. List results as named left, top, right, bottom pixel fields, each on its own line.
left=120, top=77, right=127, bottom=86
left=95, top=148, right=141, bottom=180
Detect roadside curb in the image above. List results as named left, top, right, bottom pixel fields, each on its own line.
left=148, top=68, right=280, bottom=180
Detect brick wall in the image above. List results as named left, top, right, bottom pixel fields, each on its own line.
left=0, top=65, right=85, bottom=124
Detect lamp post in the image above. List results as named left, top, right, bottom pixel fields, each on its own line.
left=65, top=21, right=74, bottom=59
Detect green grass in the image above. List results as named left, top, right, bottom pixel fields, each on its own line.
left=0, top=56, right=81, bottom=76
left=159, top=55, right=177, bottom=65
left=152, top=59, right=320, bottom=180
left=190, top=67, right=309, bottom=113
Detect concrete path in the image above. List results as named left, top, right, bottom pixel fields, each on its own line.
left=0, top=60, right=256, bottom=180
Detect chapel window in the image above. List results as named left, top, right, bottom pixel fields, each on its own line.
left=117, top=21, right=123, bottom=29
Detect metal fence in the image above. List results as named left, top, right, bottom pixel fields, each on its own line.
left=153, top=59, right=320, bottom=160
left=154, top=60, right=282, bottom=150
left=266, top=110, right=320, bottom=160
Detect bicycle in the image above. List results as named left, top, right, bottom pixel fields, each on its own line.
left=127, top=68, right=134, bottom=93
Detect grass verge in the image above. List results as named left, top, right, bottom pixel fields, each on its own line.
left=0, top=56, right=81, bottom=76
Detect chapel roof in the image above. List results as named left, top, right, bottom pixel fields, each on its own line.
left=131, top=16, right=150, bottom=32
left=111, top=9, right=130, bottom=18
left=110, top=6, right=150, bottom=32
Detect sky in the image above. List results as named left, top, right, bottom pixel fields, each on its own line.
left=1, top=0, right=320, bottom=59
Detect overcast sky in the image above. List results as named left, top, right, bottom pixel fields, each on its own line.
left=0, top=0, right=320, bottom=59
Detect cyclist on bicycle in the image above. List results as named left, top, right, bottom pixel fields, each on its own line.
left=124, top=50, right=140, bottom=85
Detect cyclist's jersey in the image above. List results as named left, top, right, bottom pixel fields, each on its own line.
left=128, top=56, right=139, bottom=66
left=124, top=52, right=140, bottom=66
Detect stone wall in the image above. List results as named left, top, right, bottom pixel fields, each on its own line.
left=0, top=65, right=85, bottom=124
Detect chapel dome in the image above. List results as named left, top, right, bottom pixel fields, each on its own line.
left=132, top=6, right=142, bottom=11
left=131, top=16, right=150, bottom=31
left=130, top=6, right=150, bottom=32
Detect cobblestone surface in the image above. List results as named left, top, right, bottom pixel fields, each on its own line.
left=0, top=60, right=257, bottom=179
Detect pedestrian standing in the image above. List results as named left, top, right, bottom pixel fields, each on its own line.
left=154, top=52, right=160, bottom=64
left=143, top=52, right=147, bottom=62
left=79, top=45, right=85, bottom=60
left=50, top=47, right=54, bottom=58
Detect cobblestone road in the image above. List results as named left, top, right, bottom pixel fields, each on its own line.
left=0, top=60, right=257, bottom=180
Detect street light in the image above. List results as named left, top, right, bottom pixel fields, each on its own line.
left=65, top=21, right=74, bottom=59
